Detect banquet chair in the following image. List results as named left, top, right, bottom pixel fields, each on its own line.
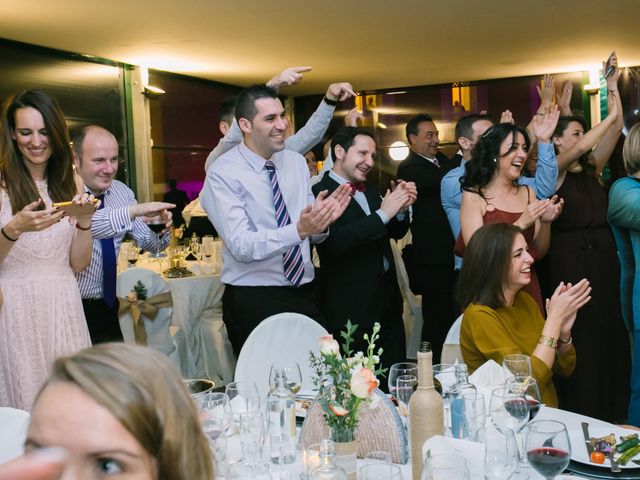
left=234, top=313, right=328, bottom=396
left=116, top=267, right=186, bottom=373
left=0, top=407, right=29, bottom=464
left=441, top=314, right=463, bottom=365
left=390, top=235, right=423, bottom=359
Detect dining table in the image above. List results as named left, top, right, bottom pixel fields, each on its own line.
left=117, top=247, right=235, bottom=386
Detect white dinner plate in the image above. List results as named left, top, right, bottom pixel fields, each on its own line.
left=569, top=426, right=640, bottom=469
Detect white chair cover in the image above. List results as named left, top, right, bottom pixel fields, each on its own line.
left=234, top=313, right=328, bottom=397
left=390, top=235, right=423, bottom=359
left=441, top=314, right=463, bottom=365
left=0, top=407, right=29, bottom=464
left=116, top=267, right=185, bottom=372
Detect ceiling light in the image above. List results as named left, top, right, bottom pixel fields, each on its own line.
left=377, top=122, right=388, bottom=129
left=389, top=141, right=409, bottom=161
left=385, top=91, right=407, bottom=95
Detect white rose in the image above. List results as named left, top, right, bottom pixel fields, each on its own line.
left=350, top=367, right=379, bottom=399
left=319, top=335, right=340, bottom=356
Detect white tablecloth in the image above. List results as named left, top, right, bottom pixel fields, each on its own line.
left=118, top=255, right=235, bottom=385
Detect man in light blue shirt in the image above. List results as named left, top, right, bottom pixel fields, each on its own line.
left=441, top=114, right=558, bottom=270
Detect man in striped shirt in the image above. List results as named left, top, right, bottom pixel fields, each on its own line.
left=73, top=126, right=174, bottom=343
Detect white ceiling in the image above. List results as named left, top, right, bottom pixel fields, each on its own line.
left=2, top=0, right=639, bottom=95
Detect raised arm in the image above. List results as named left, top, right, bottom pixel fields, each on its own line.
left=590, top=52, right=624, bottom=173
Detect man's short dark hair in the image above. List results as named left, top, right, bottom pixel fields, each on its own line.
left=454, top=114, right=493, bottom=142
left=405, top=114, right=434, bottom=143
left=331, top=127, right=376, bottom=160
left=219, top=95, right=237, bottom=124
left=234, top=84, right=278, bottom=123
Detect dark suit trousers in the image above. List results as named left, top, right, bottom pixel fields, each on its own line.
left=222, top=283, right=325, bottom=357
left=82, top=298, right=124, bottom=344
left=417, top=265, right=456, bottom=364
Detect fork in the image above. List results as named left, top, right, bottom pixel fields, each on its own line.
left=609, top=449, right=622, bottom=473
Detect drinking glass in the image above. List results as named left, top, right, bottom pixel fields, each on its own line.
left=268, top=361, right=303, bottom=394
left=364, top=450, right=392, bottom=464
left=239, top=411, right=266, bottom=469
left=505, top=377, right=542, bottom=422
left=190, top=236, right=201, bottom=260
left=359, top=463, right=402, bottom=479
left=502, top=354, right=532, bottom=380
left=525, top=420, right=571, bottom=480
left=432, top=363, right=457, bottom=434
left=201, top=415, right=227, bottom=474
left=387, top=362, right=418, bottom=396
left=202, top=235, right=215, bottom=262
left=396, top=374, right=417, bottom=417
left=421, top=453, right=470, bottom=480
left=146, top=216, right=167, bottom=258
left=451, top=391, right=485, bottom=441
left=225, top=381, right=261, bottom=433
left=126, top=244, right=139, bottom=267
left=304, top=442, right=322, bottom=479
left=483, top=423, right=519, bottom=479
left=489, top=386, right=528, bottom=434
left=199, top=392, right=230, bottom=430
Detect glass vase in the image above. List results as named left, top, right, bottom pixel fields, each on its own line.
left=330, top=427, right=357, bottom=480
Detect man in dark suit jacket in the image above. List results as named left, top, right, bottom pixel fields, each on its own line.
left=397, top=114, right=456, bottom=363
left=313, top=127, right=417, bottom=370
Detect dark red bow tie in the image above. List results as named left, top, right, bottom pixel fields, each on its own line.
left=347, top=182, right=366, bottom=194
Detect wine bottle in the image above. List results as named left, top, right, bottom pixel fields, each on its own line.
left=409, top=341, right=444, bottom=480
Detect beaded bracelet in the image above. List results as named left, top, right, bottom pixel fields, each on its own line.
left=538, top=335, right=558, bottom=349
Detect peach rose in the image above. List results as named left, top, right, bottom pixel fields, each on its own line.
left=319, top=335, right=340, bottom=356
left=350, top=367, right=379, bottom=399
left=329, top=403, right=348, bottom=416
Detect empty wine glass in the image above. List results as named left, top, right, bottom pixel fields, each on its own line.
left=387, top=362, right=418, bottom=396
left=502, top=354, right=532, bottom=380
left=202, top=235, right=215, bottom=262
left=359, top=463, right=402, bottom=479
left=483, top=423, right=519, bottom=479
left=432, top=363, right=457, bottom=435
left=268, top=361, right=302, bottom=395
left=489, top=386, right=528, bottom=434
left=421, top=453, right=470, bottom=480
left=225, top=381, right=261, bottom=433
left=525, top=420, right=571, bottom=480
left=363, top=450, right=392, bottom=465
left=146, top=215, right=167, bottom=258
left=396, top=374, right=417, bottom=417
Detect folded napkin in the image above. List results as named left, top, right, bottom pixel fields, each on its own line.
left=468, top=359, right=507, bottom=387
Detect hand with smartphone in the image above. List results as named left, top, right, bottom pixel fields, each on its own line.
left=603, top=51, right=619, bottom=85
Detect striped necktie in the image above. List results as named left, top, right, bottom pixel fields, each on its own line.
left=264, top=160, right=305, bottom=287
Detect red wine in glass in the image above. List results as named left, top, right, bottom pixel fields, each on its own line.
left=527, top=398, right=541, bottom=421
left=526, top=447, right=569, bottom=479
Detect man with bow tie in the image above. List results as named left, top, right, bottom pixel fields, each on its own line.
left=313, top=127, right=417, bottom=369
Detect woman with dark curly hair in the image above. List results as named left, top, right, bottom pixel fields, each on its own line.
left=548, top=52, right=631, bottom=423
left=458, top=110, right=563, bottom=313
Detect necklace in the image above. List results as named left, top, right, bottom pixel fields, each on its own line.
left=568, top=163, right=583, bottom=173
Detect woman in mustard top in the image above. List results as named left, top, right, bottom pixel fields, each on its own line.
left=457, top=223, right=591, bottom=407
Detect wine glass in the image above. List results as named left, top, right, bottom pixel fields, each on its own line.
left=489, top=386, right=528, bottom=434
left=224, top=381, right=261, bottom=433
left=432, top=363, right=457, bottom=435
left=126, top=244, right=140, bottom=267
left=146, top=215, right=167, bottom=258
left=505, top=377, right=542, bottom=422
left=502, top=354, right=532, bottom=380
left=525, top=420, right=571, bottom=480
left=396, top=374, right=417, bottom=417
left=202, top=235, right=215, bottom=262
left=483, top=423, right=519, bottom=479
left=268, top=361, right=302, bottom=394
left=387, top=362, right=418, bottom=396
left=359, top=463, right=403, bottom=479
left=421, top=453, right=470, bottom=480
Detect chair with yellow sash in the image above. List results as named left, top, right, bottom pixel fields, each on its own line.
left=116, top=267, right=186, bottom=372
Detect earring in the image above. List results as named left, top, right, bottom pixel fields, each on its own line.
left=493, top=157, right=497, bottom=163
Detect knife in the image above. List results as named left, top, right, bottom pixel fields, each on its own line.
left=581, top=422, right=594, bottom=457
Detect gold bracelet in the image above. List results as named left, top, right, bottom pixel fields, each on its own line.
left=538, top=335, right=558, bottom=349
